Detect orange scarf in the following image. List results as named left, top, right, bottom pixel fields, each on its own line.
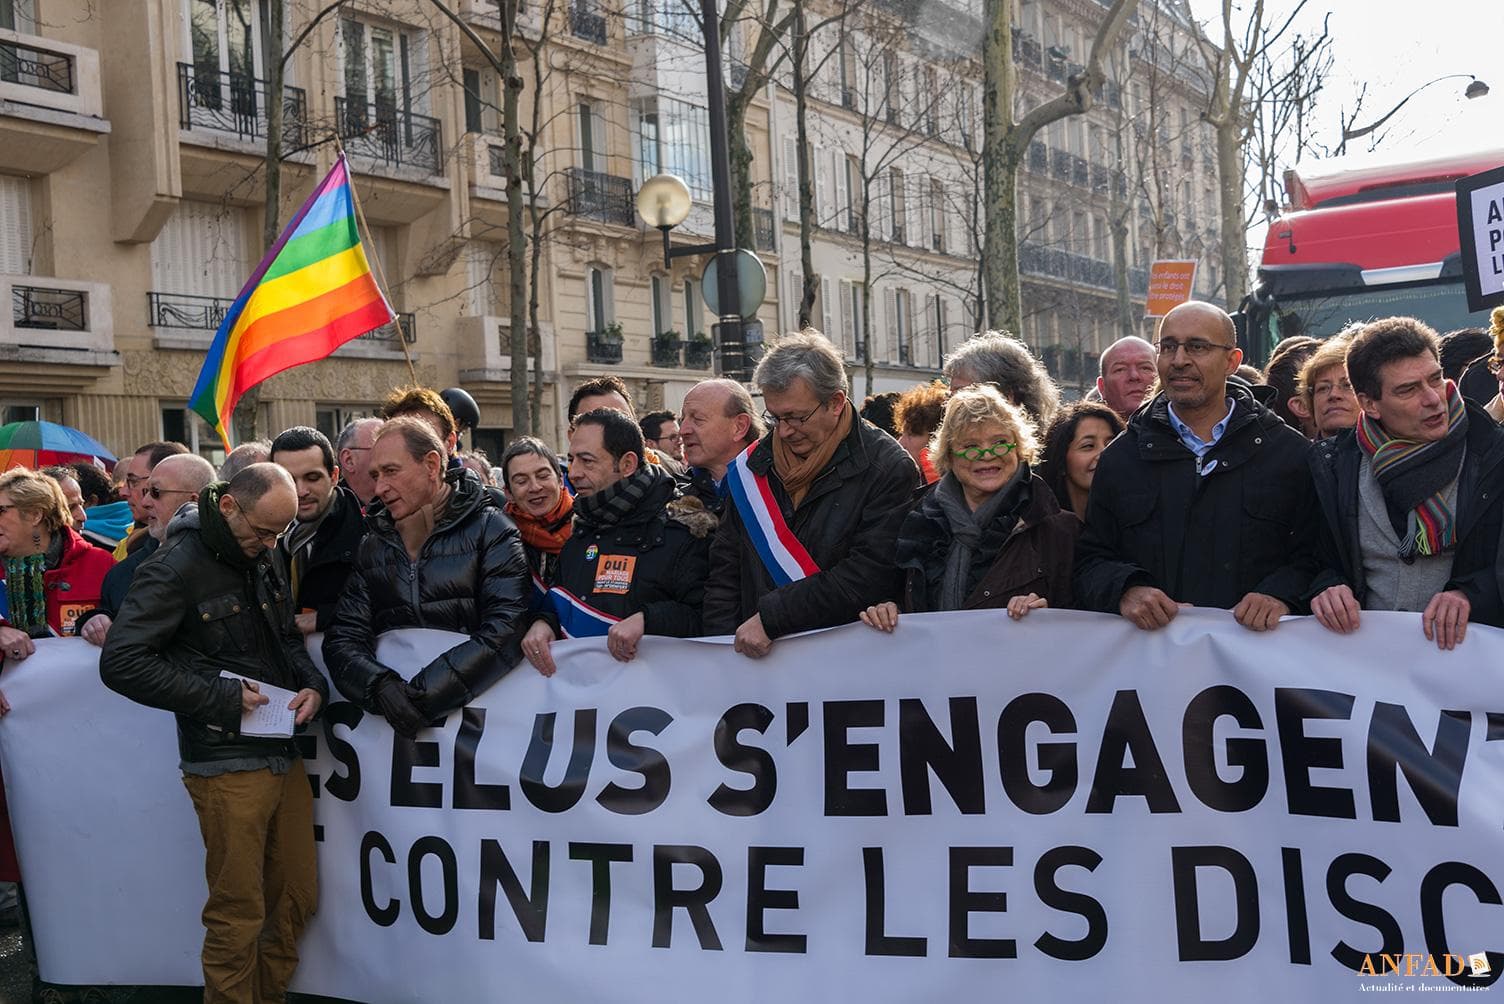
left=506, top=490, right=574, bottom=555
left=773, top=402, right=854, bottom=507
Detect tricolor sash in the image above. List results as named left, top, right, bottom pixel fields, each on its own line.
left=724, top=444, right=821, bottom=587
left=529, top=571, right=550, bottom=613
left=545, top=584, right=620, bottom=638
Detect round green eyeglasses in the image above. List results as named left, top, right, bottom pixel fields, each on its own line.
left=952, top=441, right=1017, bottom=461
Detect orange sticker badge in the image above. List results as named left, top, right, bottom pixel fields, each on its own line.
left=593, top=554, right=637, bottom=595
left=58, top=603, right=90, bottom=637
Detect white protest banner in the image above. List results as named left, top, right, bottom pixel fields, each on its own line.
left=1457, top=162, right=1504, bottom=312
left=1, top=611, right=1502, bottom=1002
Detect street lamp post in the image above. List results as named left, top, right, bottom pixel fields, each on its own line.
left=634, top=0, right=758, bottom=382
left=1336, top=74, right=1490, bottom=155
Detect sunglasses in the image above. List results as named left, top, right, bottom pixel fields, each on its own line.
left=147, top=485, right=197, bottom=501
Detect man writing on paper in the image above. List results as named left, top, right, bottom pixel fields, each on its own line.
left=101, top=463, right=327, bottom=1004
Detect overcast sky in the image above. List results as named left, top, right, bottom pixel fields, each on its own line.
left=1183, top=0, right=1501, bottom=162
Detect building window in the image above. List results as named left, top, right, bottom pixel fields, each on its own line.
left=895, top=289, right=911, bottom=364
left=845, top=155, right=862, bottom=232
left=0, top=174, right=32, bottom=276
left=929, top=178, right=945, bottom=253
left=578, top=100, right=606, bottom=172
left=586, top=265, right=614, bottom=331
left=340, top=17, right=427, bottom=117
left=161, top=402, right=231, bottom=464
left=315, top=404, right=376, bottom=444
left=651, top=274, right=671, bottom=334
left=189, top=0, right=264, bottom=84
left=682, top=278, right=703, bottom=337
left=632, top=96, right=711, bottom=198
left=150, top=199, right=250, bottom=300
left=889, top=168, right=905, bottom=243
left=463, top=66, right=501, bottom=134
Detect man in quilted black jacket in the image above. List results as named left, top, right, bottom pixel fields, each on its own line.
left=322, top=416, right=528, bottom=736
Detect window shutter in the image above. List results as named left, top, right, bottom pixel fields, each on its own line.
left=839, top=279, right=856, bottom=357
left=814, top=145, right=831, bottom=226
left=821, top=276, right=834, bottom=340
left=922, top=293, right=936, bottom=368
left=0, top=175, right=31, bottom=276
left=907, top=173, right=924, bottom=249
left=884, top=287, right=897, bottom=364
left=832, top=149, right=848, bottom=232
left=938, top=297, right=950, bottom=359
left=783, top=136, right=799, bottom=220
left=786, top=268, right=803, bottom=333
left=603, top=267, right=615, bottom=323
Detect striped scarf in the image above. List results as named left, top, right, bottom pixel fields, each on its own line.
left=1356, top=382, right=1468, bottom=559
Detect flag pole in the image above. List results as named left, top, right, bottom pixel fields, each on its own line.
left=340, top=145, right=419, bottom=384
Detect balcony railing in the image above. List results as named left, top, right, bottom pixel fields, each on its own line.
left=13, top=284, right=86, bottom=331
left=1104, top=82, right=1122, bottom=110
left=684, top=338, right=712, bottom=369
left=753, top=207, right=776, bottom=251
left=571, top=4, right=607, bottom=43
left=1071, top=155, right=1089, bottom=187
left=335, top=96, right=442, bottom=174
left=1027, top=141, right=1048, bottom=173
left=1051, top=149, right=1072, bottom=180
left=651, top=335, right=682, bottom=367
left=360, top=312, right=416, bottom=346
left=1019, top=241, right=1115, bottom=290
left=1, top=36, right=74, bottom=94
left=566, top=166, right=634, bottom=225
left=586, top=329, right=623, bottom=364
left=177, top=63, right=307, bottom=146
left=1012, top=31, right=1043, bottom=70
left=841, top=86, right=857, bottom=110
left=147, top=291, right=232, bottom=331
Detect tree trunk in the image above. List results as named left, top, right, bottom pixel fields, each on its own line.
left=1216, top=117, right=1248, bottom=309
left=981, top=0, right=1018, bottom=337
left=498, top=0, right=530, bottom=436
left=792, top=5, right=817, bottom=329
left=727, top=91, right=755, bottom=252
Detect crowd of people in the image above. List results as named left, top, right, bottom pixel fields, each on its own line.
left=2, top=300, right=1504, bottom=1000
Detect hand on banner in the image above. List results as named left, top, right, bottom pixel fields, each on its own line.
left=293, top=612, right=318, bottom=636
left=1422, top=589, right=1470, bottom=651
left=0, top=626, right=34, bottom=663
left=522, top=621, right=559, bottom=677
left=374, top=674, right=428, bottom=738
left=606, top=613, right=645, bottom=663
left=1119, top=585, right=1185, bottom=630
left=239, top=679, right=270, bottom=717
left=1232, top=592, right=1289, bottom=632
left=860, top=602, right=901, bottom=632
left=288, top=688, right=322, bottom=727
left=1007, top=593, right=1048, bottom=620
left=733, top=613, right=773, bottom=658
left=1311, top=584, right=1361, bottom=634
left=80, top=614, right=112, bottom=647
left=0, top=688, right=9, bottom=717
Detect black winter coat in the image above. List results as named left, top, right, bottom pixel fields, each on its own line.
left=543, top=488, right=717, bottom=637
left=1307, top=400, right=1504, bottom=625
left=1073, top=385, right=1319, bottom=613
left=99, top=507, right=328, bottom=765
left=897, top=473, right=1080, bottom=613
left=76, top=535, right=158, bottom=631
left=322, top=474, right=528, bottom=716
left=703, top=410, right=919, bottom=638
left=279, top=484, right=365, bottom=632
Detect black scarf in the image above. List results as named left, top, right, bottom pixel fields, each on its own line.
left=572, top=464, right=676, bottom=532
left=197, top=483, right=258, bottom=572
left=897, top=465, right=1034, bottom=612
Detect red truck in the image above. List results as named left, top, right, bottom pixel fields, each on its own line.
left=1244, top=147, right=1503, bottom=363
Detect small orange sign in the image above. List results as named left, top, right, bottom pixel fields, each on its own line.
left=1145, top=260, right=1199, bottom=317
left=593, top=554, right=637, bottom=595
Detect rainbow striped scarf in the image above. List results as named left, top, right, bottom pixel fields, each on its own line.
left=1355, top=382, right=1468, bottom=559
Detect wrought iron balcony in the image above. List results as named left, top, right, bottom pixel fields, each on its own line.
left=651, top=335, right=682, bottom=367
left=1019, top=241, right=1115, bottom=290
left=586, top=329, right=623, bottom=364
left=335, top=96, right=442, bottom=174
left=147, top=291, right=233, bottom=331
left=841, top=86, right=857, bottom=110
left=13, top=284, right=87, bottom=331
left=1, top=36, right=74, bottom=94
left=571, top=4, right=607, bottom=43
left=177, top=63, right=306, bottom=146
left=1090, top=162, right=1111, bottom=194
left=360, top=312, right=416, bottom=346
left=1051, top=148, right=1072, bottom=180
left=753, top=207, right=776, bottom=251
left=1047, top=59, right=1065, bottom=83
left=1071, top=155, right=1089, bottom=187
left=1028, top=141, right=1048, bottom=173
left=684, top=338, right=712, bottom=369
left=1012, top=31, right=1043, bottom=70
left=1105, top=82, right=1122, bottom=109
left=566, top=166, right=634, bottom=226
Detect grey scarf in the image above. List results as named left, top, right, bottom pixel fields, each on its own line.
left=934, top=465, right=1027, bottom=609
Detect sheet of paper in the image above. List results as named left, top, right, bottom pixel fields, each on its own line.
left=218, top=671, right=298, bottom=738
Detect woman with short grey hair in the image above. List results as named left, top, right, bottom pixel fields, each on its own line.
left=942, top=330, right=1061, bottom=428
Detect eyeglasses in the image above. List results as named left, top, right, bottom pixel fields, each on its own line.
left=146, top=485, right=196, bottom=501
left=952, top=441, right=1017, bottom=461
left=654, top=433, right=684, bottom=446
left=1312, top=378, right=1353, bottom=398
left=125, top=475, right=148, bottom=490
left=1156, top=338, right=1236, bottom=358
left=232, top=500, right=293, bottom=545
left=762, top=401, right=827, bottom=430
left=1488, top=356, right=1504, bottom=375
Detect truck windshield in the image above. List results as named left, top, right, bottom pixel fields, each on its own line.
left=1262, top=280, right=1494, bottom=344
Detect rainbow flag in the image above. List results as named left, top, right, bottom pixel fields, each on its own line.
left=189, top=154, right=394, bottom=449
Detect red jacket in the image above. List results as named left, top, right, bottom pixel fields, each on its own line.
left=0, top=526, right=115, bottom=637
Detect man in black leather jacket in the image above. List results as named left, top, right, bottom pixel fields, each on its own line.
left=100, top=463, right=327, bottom=1004
left=322, top=416, right=528, bottom=735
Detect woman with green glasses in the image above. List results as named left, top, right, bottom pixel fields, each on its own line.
left=860, top=384, right=1080, bottom=631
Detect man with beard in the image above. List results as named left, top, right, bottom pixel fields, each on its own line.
left=1074, top=301, right=1318, bottom=632
left=271, top=427, right=365, bottom=636
left=519, top=408, right=713, bottom=674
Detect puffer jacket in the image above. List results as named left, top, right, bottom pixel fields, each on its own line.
left=703, top=408, right=919, bottom=638
left=99, top=505, right=328, bottom=765
left=322, top=473, right=528, bottom=716
left=896, top=471, right=1080, bottom=613
left=1073, top=383, right=1319, bottom=613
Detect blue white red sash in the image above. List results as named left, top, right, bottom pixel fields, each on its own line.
left=529, top=571, right=550, bottom=613
left=545, top=584, right=620, bottom=638
left=724, top=443, right=821, bottom=587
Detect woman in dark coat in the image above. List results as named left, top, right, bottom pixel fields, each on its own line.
left=861, top=385, right=1080, bottom=631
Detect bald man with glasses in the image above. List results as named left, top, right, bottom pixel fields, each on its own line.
left=1073, top=301, right=1319, bottom=632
